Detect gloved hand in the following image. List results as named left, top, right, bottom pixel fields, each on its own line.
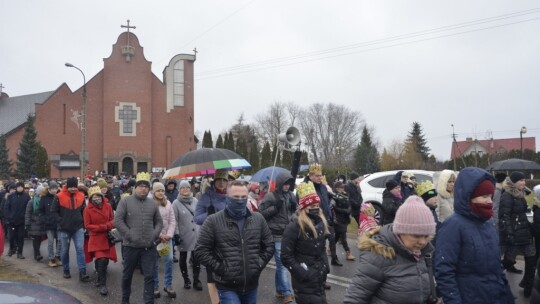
left=207, top=205, right=215, bottom=215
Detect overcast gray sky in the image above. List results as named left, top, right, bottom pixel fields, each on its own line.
left=1, top=0, right=539, bottom=161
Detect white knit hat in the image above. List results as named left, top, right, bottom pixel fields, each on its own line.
left=393, top=195, right=436, bottom=235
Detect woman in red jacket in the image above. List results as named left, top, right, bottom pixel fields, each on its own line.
left=84, top=186, right=117, bottom=296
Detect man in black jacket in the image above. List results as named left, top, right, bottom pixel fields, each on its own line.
left=4, top=181, right=31, bottom=258
left=344, top=172, right=362, bottom=226
left=194, top=180, right=274, bottom=304
left=259, top=172, right=296, bottom=303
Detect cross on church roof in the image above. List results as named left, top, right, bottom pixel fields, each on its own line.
left=121, top=19, right=136, bottom=46
left=0, top=83, right=4, bottom=94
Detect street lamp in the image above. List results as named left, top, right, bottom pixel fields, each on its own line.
left=65, top=63, right=87, bottom=179
left=520, top=126, right=527, bottom=159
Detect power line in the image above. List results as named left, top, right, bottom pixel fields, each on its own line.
left=154, top=0, right=258, bottom=66
left=195, top=9, right=540, bottom=80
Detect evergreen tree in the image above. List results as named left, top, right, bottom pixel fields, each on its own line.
left=225, top=131, right=235, bottom=151
left=300, top=150, right=309, bottom=165
left=34, top=142, right=50, bottom=178
left=202, top=130, right=213, bottom=148
left=235, top=138, right=248, bottom=160
left=281, top=150, right=294, bottom=169
left=0, top=134, right=13, bottom=179
left=260, top=141, right=272, bottom=168
left=16, top=114, right=38, bottom=178
left=404, top=122, right=431, bottom=163
left=248, top=140, right=260, bottom=174
left=354, top=127, right=380, bottom=174
left=216, top=134, right=224, bottom=148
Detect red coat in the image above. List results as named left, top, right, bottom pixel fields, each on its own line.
left=83, top=199, right=117, bottom=263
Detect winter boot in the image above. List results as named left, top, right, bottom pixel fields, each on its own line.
left=48, top=259, right=57, bottom=267
left=331, top=255, right=343, bottom=266
left=346, top=250, right=355, bottom=261
left=502, top=257, right=523, bottom=274
left=181, top=266, right=191, bottom=289
left=96, top=258, right=108, bottom=295
left=79, top=269, right=91, bottom=282
left=523, top=256, right=536, bottom=298
left=183, top=277, right=192, bottom=289
left=17, top=253, right=25, bottom=259
left=192, top=265, right=203, bottom=291
left=55, top=256, right=62, bottom=266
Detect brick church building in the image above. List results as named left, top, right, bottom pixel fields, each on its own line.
left=0, top=26, right=196, bottom=178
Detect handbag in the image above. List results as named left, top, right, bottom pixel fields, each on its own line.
left=107, top=228, right=123, bottom=245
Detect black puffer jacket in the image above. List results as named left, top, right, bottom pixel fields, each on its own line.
left=259, top=172, right=296, bottom=238
left=39, top=192, right=58, bottom=231
left=331, top=191, right=350, bottom=233
left=194, top=208, right=274, bottom=292
left=499, top=182, right=532, bottom=246
left=281, top=215, right=329, bottom=304
left=381, top=190, right=402, bottom=225
left=344, top=181, right=362, bottom=217
left=4, top=190, right=31, bottom=226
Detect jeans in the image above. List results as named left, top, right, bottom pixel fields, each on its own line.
left=153, top=239, right=173, bottom=289
left=218, top=288, right=257, bottom=304
left=274, top=240, right=292, bottom=296
left=59, top=229, right=86, bottom=273
left=122, top=245, right=157, bottom=304
left=46, top=230, right=61, bottom=260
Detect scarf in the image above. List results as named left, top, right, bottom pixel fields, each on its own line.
left=33, top=195, right=40, bottom=214
left=178, top=193, right=193, bottom=205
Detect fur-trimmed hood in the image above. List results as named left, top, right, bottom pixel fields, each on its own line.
left=358, top=224, right=433, bottom=260
left=503, top=178, right=525, bottom=199
left=436, top=170, right=457, bottom=199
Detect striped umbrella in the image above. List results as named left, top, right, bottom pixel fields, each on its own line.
left=163, top=148, right=251, bottom=179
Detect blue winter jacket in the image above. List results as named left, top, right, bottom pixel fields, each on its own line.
left=194, top=186, right=227, bottom=226
left=434, top=167, right=514, bottom=304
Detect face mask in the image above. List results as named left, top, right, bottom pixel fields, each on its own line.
left=91, top=197, right=103, bottom=206
left=226, top=197, right=248, bottom=220
left=307, top=208, right=320, bottom=217
left=470, top=202, right=493, bottom=221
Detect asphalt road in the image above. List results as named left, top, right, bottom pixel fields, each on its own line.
left=1, top=237, right=533, bottom=304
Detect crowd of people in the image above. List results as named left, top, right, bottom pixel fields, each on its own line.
left=1, top=164, right=540, bottom=304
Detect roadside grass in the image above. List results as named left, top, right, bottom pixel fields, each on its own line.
left=0, top=258, right=38, bottom=283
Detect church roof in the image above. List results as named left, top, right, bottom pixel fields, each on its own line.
left=0, top=91, right=54, bottom=136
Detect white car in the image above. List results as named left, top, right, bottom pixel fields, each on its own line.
left=359, top=170, right=435, bottom=223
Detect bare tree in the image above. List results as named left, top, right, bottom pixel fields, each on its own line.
left=299, top=103, right=364, bottom=166
left=255, top=101, right=291, bottom=145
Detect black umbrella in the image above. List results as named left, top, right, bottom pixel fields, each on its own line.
left=163, top=148, right=251, bottom=179
left=485, top=158, right=540, bottom=171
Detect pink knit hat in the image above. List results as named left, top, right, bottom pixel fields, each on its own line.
left=393, top=196, right=436, bottom=235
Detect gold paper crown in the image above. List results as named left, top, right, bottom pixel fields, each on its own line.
left=416, top=180, right=435, bottom=197
left=228, top=170, right=242, bottom=180
left=87, top=186, right=103, bottom=198
left=308, top=163, right=322, bottom=174
left=296, top=181, right=317, bottom=199
left=136, top=172, right=151, bottom=183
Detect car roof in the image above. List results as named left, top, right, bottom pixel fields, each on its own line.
left=362, top=169, right=434, bottom=180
